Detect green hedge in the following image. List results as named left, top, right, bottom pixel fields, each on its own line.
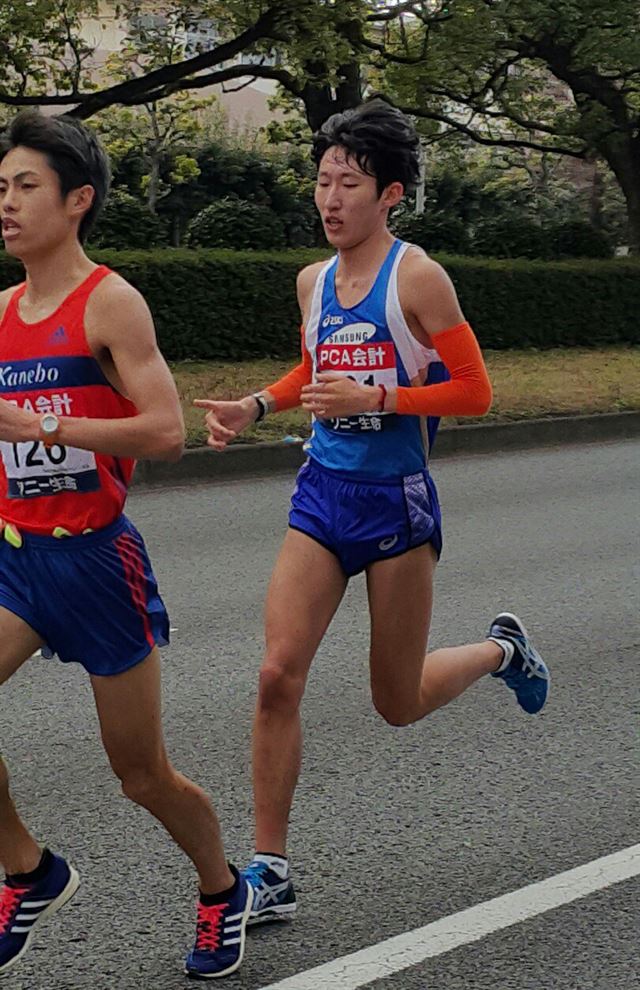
left=1, top=249, right=638, bottom=359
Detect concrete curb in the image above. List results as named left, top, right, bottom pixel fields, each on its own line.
left=133, top=411, right=640, bottom=487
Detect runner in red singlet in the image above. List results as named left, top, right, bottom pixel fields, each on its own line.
left=0, top=111, right=251, bottom=980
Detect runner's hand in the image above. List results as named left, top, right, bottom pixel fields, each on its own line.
left=301, top=372, right=380, bottom=418
left=193, top=397, right=257, bottom=451
left=0, top=398, right=39, bottom=443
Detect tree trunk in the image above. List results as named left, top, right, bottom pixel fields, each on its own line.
left=301, top=59, right=363, bottom=131
left=588, top=164, right=604, bottom=231
left=601, top=139, right=640, bottom=254
left=147, top=155, right=161, bottom=214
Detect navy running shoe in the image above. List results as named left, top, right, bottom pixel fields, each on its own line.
left=488, top=612, right=550, bottom=714
left=185, top=868, right=253, bottom=980
left=242, top=859, right=296, bottom=925
left=0, top=852, right=79, bottom=974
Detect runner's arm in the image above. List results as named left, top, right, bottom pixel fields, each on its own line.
left=30, top=278, right=184, bottom=461
left=387, top=255, right=492, bottom=417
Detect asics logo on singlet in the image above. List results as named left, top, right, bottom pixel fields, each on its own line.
left=379, top=535, right=399, bottom=551
left=0, top=362, right=60, bottom=387
left=322, top=314, right=344, bottom=328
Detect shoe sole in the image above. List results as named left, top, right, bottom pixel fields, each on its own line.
left=0, top=866, right=80, bottom=975
left=492, top=611, right=551, bottom=714
left=247, top=902, right=297, bottom=927
left=185, top=880, right=254, bottom=980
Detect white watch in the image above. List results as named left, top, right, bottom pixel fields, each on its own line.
left=39, top=412, right=60, bottom=445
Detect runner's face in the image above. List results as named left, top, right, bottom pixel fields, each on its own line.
left=0, top=147, right=89, bottom=260
left=315, top=147, right=391, bottom=248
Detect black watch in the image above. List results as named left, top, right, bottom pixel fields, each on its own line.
left=253, top=394, right=268, bottom=422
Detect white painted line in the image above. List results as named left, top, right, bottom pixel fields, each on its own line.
left=258, top=844, right=640, bottom=990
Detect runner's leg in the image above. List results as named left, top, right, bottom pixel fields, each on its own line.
left=92, top=647, right=233, bottom=894
left=0, top=609, right=45, bottom=874
left=366, top=545, right=502, bottom=725
left=253, top=529, right=347, bottom=856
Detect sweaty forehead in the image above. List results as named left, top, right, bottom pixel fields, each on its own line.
left=319, top=146, right=369, bottom=176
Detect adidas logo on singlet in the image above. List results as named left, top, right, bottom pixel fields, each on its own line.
left=48, top=325, right=68, bottom=346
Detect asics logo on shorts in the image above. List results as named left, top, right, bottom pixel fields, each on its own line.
left=378, top=535, right=399, bottom=551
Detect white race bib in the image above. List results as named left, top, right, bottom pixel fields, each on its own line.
left=0, top=440, right=100, bottom=499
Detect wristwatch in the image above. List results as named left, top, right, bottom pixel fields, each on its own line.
left=39, top=412, right=61, bottom=446
left=252, top=393, right=269, bottom=422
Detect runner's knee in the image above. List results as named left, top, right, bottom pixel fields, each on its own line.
left=258, top=658, right=306, bottom=714
left=371, top=689, right=419, bottom=727
left=110, top=755, right=171, bottom=806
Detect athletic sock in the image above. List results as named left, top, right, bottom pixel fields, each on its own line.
left=6, top=848, right=54, bottom=888
left=488, top=637, right=515, bottom=673
left=200, top=868, right=239, bottom=906
left=254, top=852, right=289, bottom=879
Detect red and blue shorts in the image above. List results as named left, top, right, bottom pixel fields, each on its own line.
left=0, top=515, right=169, bottom=676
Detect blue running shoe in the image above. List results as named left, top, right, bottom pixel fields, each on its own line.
left=242, top=859, right=296, bottom=925
left=488, top=612, right=550, bottom=714
left=0, top=852, right=80, bottom=974
left=185, top=867, right=253, bottom=980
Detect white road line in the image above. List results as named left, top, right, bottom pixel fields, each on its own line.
left=258, top=844, right=640, bottom=990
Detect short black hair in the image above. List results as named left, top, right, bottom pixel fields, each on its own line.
left=0, top=111, right=110, bottom=243
left=312, top=99, right=420, bottom=197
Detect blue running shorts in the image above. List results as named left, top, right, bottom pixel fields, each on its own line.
left=0, top=515, right=169, bottom=676
left=289, top=458, right=442, bottom=577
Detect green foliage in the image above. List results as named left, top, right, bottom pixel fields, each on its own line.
left=2, top=249, right=637, bottom=358
left=0, top=1, right=98, bottom=98
left=442, top=254, right=640, bottom=348
left=90, top=95, right=211, bottom=213
left=392, top=211, right=471, bottom=255
left=187, top=198, right=287, bottom=249
left=548, top=221, right=614, bottom=260
left=472, top=218, right=613, bottom=260
left=381, top=0, right=640, bottom=248
left=89, top=191, right=168, bottom=250
left=393, top=208, right=613, bottom=261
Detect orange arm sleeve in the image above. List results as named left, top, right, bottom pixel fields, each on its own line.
left=264, top=326, right=313, bottom=411
left=396, top=322, right=492, bottom=417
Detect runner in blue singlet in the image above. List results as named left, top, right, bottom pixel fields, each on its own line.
left=196, top=99, right=551, bottom=926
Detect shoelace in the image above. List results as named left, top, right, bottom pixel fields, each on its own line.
left=243, top=861, right=270, bottom=890
left=195, top=901, right=229, bottom=952
left=0, top=885, right=28, bottom=934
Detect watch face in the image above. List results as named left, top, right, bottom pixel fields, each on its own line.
left=41, top=413, right=59, bottom=434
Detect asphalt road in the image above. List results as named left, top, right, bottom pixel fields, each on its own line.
left=2, top=438, right=638, bottom=990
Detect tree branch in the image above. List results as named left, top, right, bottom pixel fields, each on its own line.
left=390, top=99, right=588, bottom=158
left=140, top=63, right=303, bottom=105
left=0, top=5, right=285, bottom=118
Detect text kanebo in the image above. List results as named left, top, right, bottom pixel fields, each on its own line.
left=0, top=362, right=60, bottom=388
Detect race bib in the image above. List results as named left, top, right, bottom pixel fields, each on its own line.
left=0, top=440, right=100, bottom=499
left=316, top=334, right=398, bottom=434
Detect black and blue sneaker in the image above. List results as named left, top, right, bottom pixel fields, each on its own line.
left=185, top=867, right=253, bottom=980
left=0, top=851, right=79, bottom=974
left=488, top=612, right=550, bottom=714
left=242, top=858, right=296, bottom=925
